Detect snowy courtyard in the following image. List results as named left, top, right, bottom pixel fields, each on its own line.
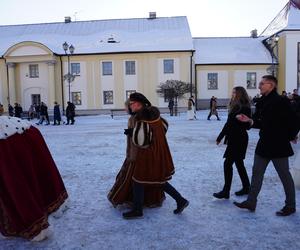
left=1, top=110, right=300, bottom=250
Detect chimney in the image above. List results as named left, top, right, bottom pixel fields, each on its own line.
left=64, top=16, right=71, bottom=23
left=250, top=29, right=258, bottom=38
left=149, top=12, right=156, bottom=19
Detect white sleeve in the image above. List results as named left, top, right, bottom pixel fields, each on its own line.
left=132, top=121, right=152, bottom=148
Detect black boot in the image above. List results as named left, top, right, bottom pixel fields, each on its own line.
left=163, top=182, right=189, bottom=214
left=122, top=210, right=143, bottom=219
left=276, top=206, right=296, bottom=216
left=233, top=200, right=256, bottom=212
left=235, top=187, right=250, bottom=196
left=213, top=190, right=229, bottom=199
left=123, top=182, right=144, bottom=219
left=174, top=198, right=189, bottom=214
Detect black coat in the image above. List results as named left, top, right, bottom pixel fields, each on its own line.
left=66, top=103, right=75, bottom=118
left=217, top=106, right=251, bottom=160
left=253, top=90, right=299, bottom=158
left=54, top=104, right=61, bottom=121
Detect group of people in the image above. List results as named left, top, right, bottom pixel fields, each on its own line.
left=213, top=75, right=299, bottom=216
left=0, top=74, right=299, bottom=243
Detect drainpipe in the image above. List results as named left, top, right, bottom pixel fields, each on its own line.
left=60, top=55, right=65, bottom=114
left=4, top=57, right=10, bottom=106
left=190, top=51, right=196, bottom=108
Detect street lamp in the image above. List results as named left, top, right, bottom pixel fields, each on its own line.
left=62, top=42, right=75, bottom=102
left=267, top=34, right=279, bottom=76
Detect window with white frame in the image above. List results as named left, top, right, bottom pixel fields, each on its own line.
left=71, top=63, right=80, bottom=75
left=71, top=92, right=82, bottom=105
left=163, top=59, right=174, bottom=74
left=103, top=91, right=113, bottom=104
left=247, top=72, right=257, bottom=89
left=125, top=61, right=136, bottom=75
left=126, top=90, right=136, bottom=100
left=102, top=62, right=112, bottom=75
left=29, top=64, right=39, bottom=78
left=207, top=73, right=218, bottom=89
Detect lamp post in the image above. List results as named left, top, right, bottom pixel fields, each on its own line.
left=62, top=42, right=75, bottom=102
left=269, top=34, right=279, bottom=76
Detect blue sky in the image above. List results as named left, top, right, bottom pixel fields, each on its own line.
left=0, top=0, right=289, bottom=37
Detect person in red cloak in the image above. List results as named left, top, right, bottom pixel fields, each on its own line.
left=0, top=115, right=68, bottom=241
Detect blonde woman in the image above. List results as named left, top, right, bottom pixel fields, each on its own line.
left=213, top=86, right=251, bottom=199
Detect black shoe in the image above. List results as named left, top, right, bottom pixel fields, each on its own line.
left=233, top=200, right=256, bottom=212
left=174, top=198, right=189, bottom=214
left=235, top=187, right=250, bottom=196
left=213, top=191, right=229, bottom=199
left=122, top=210, right=143, bottom=219
left=276, top=206, right=296, bottom=216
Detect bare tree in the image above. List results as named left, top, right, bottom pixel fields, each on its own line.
left=156, top=80, right=194, bottom=116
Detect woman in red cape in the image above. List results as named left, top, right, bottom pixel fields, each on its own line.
left=0, top=116, right=68, bottom=241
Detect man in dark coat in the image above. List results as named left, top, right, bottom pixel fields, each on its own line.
left=234, top=75, right=299, bottom=216
left=37, top=102, right=50, bottom=125
left=168, top=99, right=174, bottom=116
left=66, top=102, right=75, bottom=125
left=53, top=102, right=61, bottom=125
left=122, top=92, right=189, bottom=219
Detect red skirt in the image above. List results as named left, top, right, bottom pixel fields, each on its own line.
left=0, top=126, right=68, bottom=239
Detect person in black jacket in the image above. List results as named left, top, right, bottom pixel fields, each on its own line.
left=66, top=102, right=76, bottom=125
left=213, top=86, right=251, bottom=199
left=53, top=102, right=61, bottom=125
left=37, top=102, right=50, bottom=125
left=234, top=75, right=299, bottom=216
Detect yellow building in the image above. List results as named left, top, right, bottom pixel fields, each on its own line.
left=0, top=1, right=300, bottom=112
left=0, top=14, right=194, bottom=113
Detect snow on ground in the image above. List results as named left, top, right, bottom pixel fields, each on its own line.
left=1, top=110, right=300, bottom=250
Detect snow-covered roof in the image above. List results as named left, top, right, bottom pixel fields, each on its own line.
left=0, top=16, right=193, bottom=56
left=261, top=0, right=300, bottom=36
left=193, top=37, right=273, bottom=65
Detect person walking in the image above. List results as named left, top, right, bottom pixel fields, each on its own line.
left=0, top=115, right=68, bottom=240
left=187, top=96, right=196, bottom=120
left=168, top=98, right=174, bottom=116
left=108, top=100, right=165, bottom=208
left=213, top=86, right=251, bottom=199
left=234, top=75, right=299, bottom=216
left=66, top=101, right=75, bottom=125
left=14, top=103, right=23, bottom=118
left=122, top=92, right=189, bottom=219
left=53, top=102, right=62, bottom=125
left=8, top=104, right=14, bottom=117
left=207, top=96, right=220, bottom=120
left=37, top=102, right=50, bottom=125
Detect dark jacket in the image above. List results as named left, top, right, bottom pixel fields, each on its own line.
left=217, top=106, right=251, bottom=159
left=54, top=104, right=61, bottom=121
left=253, top=90, right=299, bottom=158
left=40, top=104, right=48, bottom=116
left=66, top=103, right=76, bottom=118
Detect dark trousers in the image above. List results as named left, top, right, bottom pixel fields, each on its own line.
left=207, top=111, right=220, bottom=120
left=169, top=108, right=174, bottom=116
left=247, top=154, right=296, bottom=208
left=66, top=116, right=75, bottom=124
left=132, top=181, right=183, bottom=211
left=223, top=158, right=250, bottom=193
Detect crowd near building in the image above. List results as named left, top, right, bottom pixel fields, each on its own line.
left=0, top=0, right=300, bottom=114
